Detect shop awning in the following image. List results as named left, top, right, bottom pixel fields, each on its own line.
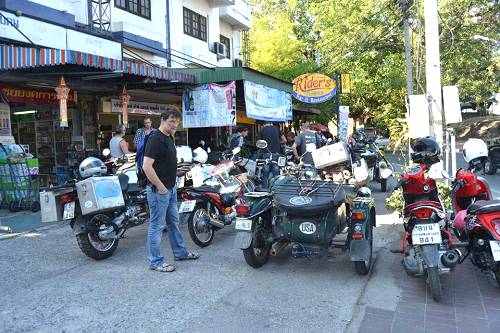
left=0, top=45, right=196, bottom=84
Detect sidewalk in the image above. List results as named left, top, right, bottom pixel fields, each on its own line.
left=0, top=209, right=52, bottom=238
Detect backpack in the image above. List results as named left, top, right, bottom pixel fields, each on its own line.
left=136, top=131, right=154, bottom=187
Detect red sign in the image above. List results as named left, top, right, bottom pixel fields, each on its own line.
left=0, top=85, right=77, bottom=105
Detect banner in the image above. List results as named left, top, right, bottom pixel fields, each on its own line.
left=182, top=82, right=236, bottom=128
left=111, top=99, right=170, bottom=115
left=0, top=84, right=77, bottom=105
left=442, top=86, right=462, bottom=125
left=0, top=103, right=11, bottom=137
left=244, top=81, right=292, bottom=121
left=338, top=106, right=349, bottom=142
left=408, top=95, right=431, bottom=138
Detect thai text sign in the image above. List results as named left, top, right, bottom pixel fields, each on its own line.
left=292, top=73, right=336, bottom=103
left=111, top=99, right=170, bottom=115
left=244, top=81, right=292, bottom=122
left=0, top=85, right=77, bottom=105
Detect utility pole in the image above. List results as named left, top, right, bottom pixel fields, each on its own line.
left=424, top=0, right=443, bottom=148
left=402, top=0, right=413, bottom=95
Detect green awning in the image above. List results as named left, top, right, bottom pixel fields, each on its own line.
left=174, top=67, right=292, bottom=93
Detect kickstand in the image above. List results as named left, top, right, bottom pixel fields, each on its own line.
left=459, top=249, right=470, bottom=264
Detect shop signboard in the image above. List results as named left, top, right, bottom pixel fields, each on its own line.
left=244, top=81, right=292, bottom=122
left=67, top=29, right=122, bottom=60
left=0, top=85, right=77, bottom=105
left=0, top=103, right=11, bottom=137
left=292, top=73, right=337, bottom=104
left=338, top=106, right=349, bottom=142
left=110, top=99, right=170, bottom=115
left=182, top=81, right=236, bottom=128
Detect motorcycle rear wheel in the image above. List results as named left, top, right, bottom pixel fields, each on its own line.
left=187, top=206, right=215, bottom=247
left=354, top=223, right=373, bottom=275
left=76, top=214, right=119, bottom=260
left=427, top=266, right=442, bottom=302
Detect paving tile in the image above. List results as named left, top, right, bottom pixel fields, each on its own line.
left=426, top=304, right=456, bottom=314
left=392, top=318, right=425, bottom=333
left=483, top=298, right=500, bottom=310
left=425, top=313, right=456, bottom=327
left=456, top=318, right=490, bottom=333
left=485, top=308, right=500, bottom=320
left=426, top=309, right=456, bottom=320
left=489, top=320, right=500, bottom=333
left=424, top=323, right=457, bottom=333
left=394, top=310, right=425, bottom=322
left=358, top=318, right=392, bottom=333
left=365, top=306, right=395, bottom=319
left=454, top=306, right=487, bottom=319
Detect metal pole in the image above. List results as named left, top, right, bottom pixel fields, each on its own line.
left=424, top=0, right=443, bottom=148
left=450, top=129, right=457, bottom=177
left=402, top=0, right=413, bottom=95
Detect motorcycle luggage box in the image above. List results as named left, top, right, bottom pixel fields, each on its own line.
left=312, top=142, right=350, bottom=169
left=271, top=179, right=345, bottom=216
left=40, top=187, right=74, bottom=223
left=76, top=176, right=125, bottom=215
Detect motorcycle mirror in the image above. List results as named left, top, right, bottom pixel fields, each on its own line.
left=232, top=146, right=241, bottom=155
left=256, top=140, right=268, bottom=149
left=102, top=148, right=111, bottom=157
left=305, top=143, right=317, bottom=153
left=441, top=170, right=451, bottom=179
left=207, top=147, right=211, bottom=153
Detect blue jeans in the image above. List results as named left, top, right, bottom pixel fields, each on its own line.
left=262, top=163, right=280, bottom=188
left=146, top=186, right=189, bottom=268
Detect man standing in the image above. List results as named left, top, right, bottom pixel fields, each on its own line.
left=257, top=122, right=283, bottom=188
left=292, top=122, right=321, bottom=165
left=133, top=116, right=155, bottom=147
left=229, top=126, right=249, bottom=150
left=143, top=107, right=199, bottom=272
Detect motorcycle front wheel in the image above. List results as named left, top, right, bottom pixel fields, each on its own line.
left=427, top=266, right=442, bottom=302
left=75, top=214, right=119, bottom=260
left=243, top=216, right=271, bottom=268
left=187, top=206, right=215, bottom=247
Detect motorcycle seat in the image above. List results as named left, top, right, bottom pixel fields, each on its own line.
left=193, top=184, right=221, bottom=193
left=467, top=200, right=500, bottom=215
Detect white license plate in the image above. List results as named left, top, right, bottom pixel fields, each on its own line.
left=63, top=202, right=75, bottom=220
left=235, top=218, right=252, bottom=231
left=490, top=241, right=500, bottom=261
left=178, top=200, right=196, bottom=214
left=412, top=223, right=442, bottom=245
left=176, top=176, right=185, bottom=188
left=278, top=156, right=286, bottom=167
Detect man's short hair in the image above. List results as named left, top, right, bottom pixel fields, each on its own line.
left=144, top=116, right=152, bottom=122
left=161, top=106, right=181, bottom=120
left=238, top=126, right=248, bottom=133
left=115, top=124, right=126, bottom=134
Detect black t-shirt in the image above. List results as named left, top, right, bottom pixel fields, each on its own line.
left=257, top=125, right=281, bottom=153
left=294, top=131, right=319, bottom=165
left=144, top=131, right=177, bottom=189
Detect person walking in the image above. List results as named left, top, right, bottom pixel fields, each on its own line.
left=229, top=126, right=249, bottom=150
left=142, top=106, right=199, bottom=272
left=257, top=122, right=282, bottom=188
left=133, top=116, right=155, bottom=147
left=109, top=124, right=131, bottom=159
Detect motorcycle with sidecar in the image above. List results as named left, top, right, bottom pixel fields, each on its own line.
left=234, top=140, right=376, bottom=275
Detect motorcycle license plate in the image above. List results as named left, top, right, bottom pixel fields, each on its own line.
left=176, top=176, right=185, bottom=188
left=63, top=202, right=75, bottom=220
left=178, top=200, right=196, bottom=214
left=490, top=241, right=500, bottom=261
left=235, top=218, right=252, bottom=231
left=278, top=156, right=286, bottom=167
left=411, top=223, right=442, bottom=245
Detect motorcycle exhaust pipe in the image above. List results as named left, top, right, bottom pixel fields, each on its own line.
left=271, top=242, right=289, bottom=256
left=208, top=216, right=225, bottom=228
left=441, top=249, right=461, bottom=268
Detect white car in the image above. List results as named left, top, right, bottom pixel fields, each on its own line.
left=374, top=136, right=391, bottom=150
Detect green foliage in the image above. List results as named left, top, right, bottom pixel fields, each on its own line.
left=386, top=181, right=452, bottom=214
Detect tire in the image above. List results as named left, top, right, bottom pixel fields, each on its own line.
left=75, top=214, right=119, bottom=260
left=427, top=266, right=442, bottom=302
left=354, top=223, right=373, bottom=275
left=187, top=206, right=215, bottom=247
left=484, top=158, right=497, bottom=175
left=381, top=178, right=387, bottom=192
left=30, top=201, right=41, bottom=212
left=243, top=216, right=271, bottom=268
left=8, top=201, right=20, bottom=212
left=495, top=264, right=500, bottom=287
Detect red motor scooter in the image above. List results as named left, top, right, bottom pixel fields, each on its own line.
left=397, top=138, right=459, bottom=302
left=449, top=139, right=500, bottom=285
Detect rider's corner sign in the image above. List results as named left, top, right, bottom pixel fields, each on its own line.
left=292, top=73, right=337, bottom=104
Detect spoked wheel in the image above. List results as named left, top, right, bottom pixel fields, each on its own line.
left=427, top=266, right=442, bottom=302
left=243, top=216, right=271, bottom=268
left=188, top=206, right=215, bottom=247
left=76, top=214, right=119, bottom=260
left=354, top=222, right=374, bottom=275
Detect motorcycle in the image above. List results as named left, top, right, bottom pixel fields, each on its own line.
left=444, top=139, right=499, bottom=285
left=178, top=147, right=254, bottom=247
left=351, top=139, right=394, bottom=192
left=396, top=139, right=459, bottom=302
left=234, top=140, right=376, bottom=275
left=484, top=139, right=500, bottom=175
left=40, top=151, right=149, bottom=260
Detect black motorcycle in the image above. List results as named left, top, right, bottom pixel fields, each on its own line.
left=484, top=140, right=500, bottom=175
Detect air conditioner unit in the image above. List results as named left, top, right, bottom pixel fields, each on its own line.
left=213, top=42, right=225, bottom=58
left=233, top=58, right=243, bottom=67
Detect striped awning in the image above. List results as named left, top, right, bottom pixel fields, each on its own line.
left=0, top=45, right=196, bottom=84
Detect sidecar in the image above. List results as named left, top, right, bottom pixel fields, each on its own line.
left=234, top=175, right=376, bottom=275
